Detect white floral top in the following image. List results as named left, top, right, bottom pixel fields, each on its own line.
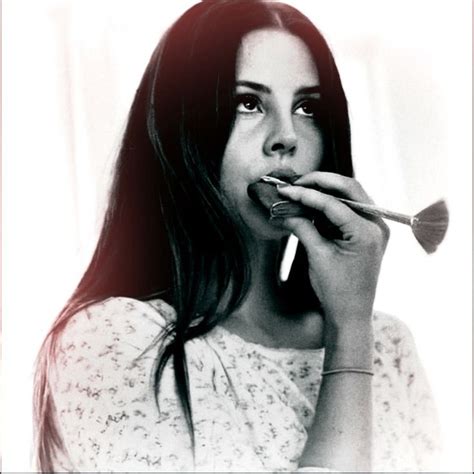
left=48, top=297, right=440, bottom=471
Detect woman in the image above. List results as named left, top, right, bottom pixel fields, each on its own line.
left=33, top=0, right=440, bottom=471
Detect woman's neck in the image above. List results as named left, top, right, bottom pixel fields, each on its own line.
left=221, top=237, right=324, bottom=349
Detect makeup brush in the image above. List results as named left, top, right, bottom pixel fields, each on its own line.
left=259, top=175, right=449, bottom=254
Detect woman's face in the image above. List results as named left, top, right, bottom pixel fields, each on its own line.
left=220, top=28, right=324, bottom=240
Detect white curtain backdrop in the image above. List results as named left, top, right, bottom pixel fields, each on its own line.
left=3, top=0, right=472, bottom=470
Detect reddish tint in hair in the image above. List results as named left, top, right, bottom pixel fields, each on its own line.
left=33, top=1, right=353, bottom=469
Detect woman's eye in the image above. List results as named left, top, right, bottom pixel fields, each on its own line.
left=295, top=99, right=319, bottom=117
left=235, top=94, right=262, bottom=114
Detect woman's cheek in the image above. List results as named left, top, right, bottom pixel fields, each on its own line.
left=296, top=122, right=325, bottom=169
left=220, top=162, right=251, bottom=208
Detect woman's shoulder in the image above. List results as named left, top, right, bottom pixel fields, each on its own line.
left=371, top=311, right=427, bottom=382
left=56, top=296, right=176, bottom=363
left=66, top=295, right=174, bottom=328
left=372, top=310, right=417, bottom=353
left=373, top=310, right=414, bottom=338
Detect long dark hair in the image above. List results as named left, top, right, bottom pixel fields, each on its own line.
left=33, top=0, right=353, bottom=470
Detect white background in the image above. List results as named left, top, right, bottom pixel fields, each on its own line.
left=3, top=0, right=472, bottom=470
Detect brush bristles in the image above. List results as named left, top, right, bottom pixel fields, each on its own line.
left=412, top=200, right=449, bottom=254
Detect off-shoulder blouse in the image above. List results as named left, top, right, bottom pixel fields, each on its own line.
left=48, top=297, right=440, bottom=471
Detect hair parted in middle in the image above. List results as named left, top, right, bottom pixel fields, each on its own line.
left=146, top=0, right=353, bottom=437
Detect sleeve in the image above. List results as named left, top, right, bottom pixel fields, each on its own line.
left=48, top=297, right=194, bottom=471
left=397, top=320, right=442, bottom=471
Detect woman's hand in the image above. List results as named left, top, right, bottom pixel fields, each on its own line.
left=277, top=172, right=389, bottom=343
left=279, top=172, right=388, bottom=471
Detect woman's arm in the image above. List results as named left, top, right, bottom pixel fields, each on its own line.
left=298, top=324, right=374, bottom=471
left=48, top=297, right=195, bottom=471
left=278, top=172, right=389, bottom=471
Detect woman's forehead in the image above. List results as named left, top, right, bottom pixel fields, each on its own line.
left=236, top=28, right=320, bottom=90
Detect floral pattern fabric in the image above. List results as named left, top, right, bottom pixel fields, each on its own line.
left=49, top=297, right=440, bottom=471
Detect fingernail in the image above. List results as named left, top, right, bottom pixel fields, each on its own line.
left=277, top=183, right=291, bottom=191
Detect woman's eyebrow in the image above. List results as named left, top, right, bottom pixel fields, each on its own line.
left=296, top=85, right=321, bottom=95
left=235, top=80, right=321, bottom=96
left=235, top=80, right=271, bottom=93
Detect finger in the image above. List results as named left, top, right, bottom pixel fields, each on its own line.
left=291, top=173, right=389, bottom=236
left=293, top=172, right=373, bottom=204
left=280, top=216, right=326, bottom=250
left=277, top=184, right=362, bottom=230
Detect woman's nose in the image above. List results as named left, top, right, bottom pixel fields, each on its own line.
left=263, top=113, right=297, bottom=157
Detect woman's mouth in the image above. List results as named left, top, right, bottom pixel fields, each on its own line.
left=247, top=167, right=304, bottom=217
left=260, top=167, right=300, bottom=182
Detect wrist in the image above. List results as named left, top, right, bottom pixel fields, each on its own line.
left=323, top=322, right=374, bottom=371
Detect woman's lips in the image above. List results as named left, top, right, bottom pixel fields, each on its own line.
left=247, top=168, right=301, bottom=214
left=262, top=167, right=300, bottom=182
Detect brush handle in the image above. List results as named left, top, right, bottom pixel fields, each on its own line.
left=336, top=198, right=414, bottom=226
left=262, top=176, right=448, bottom=254
left=262, top=175, right=415, bottom=226
left=271, top=196, right=415, bottom=226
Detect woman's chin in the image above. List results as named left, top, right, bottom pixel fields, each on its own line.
left=244, top=212, right=291, bottom=241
